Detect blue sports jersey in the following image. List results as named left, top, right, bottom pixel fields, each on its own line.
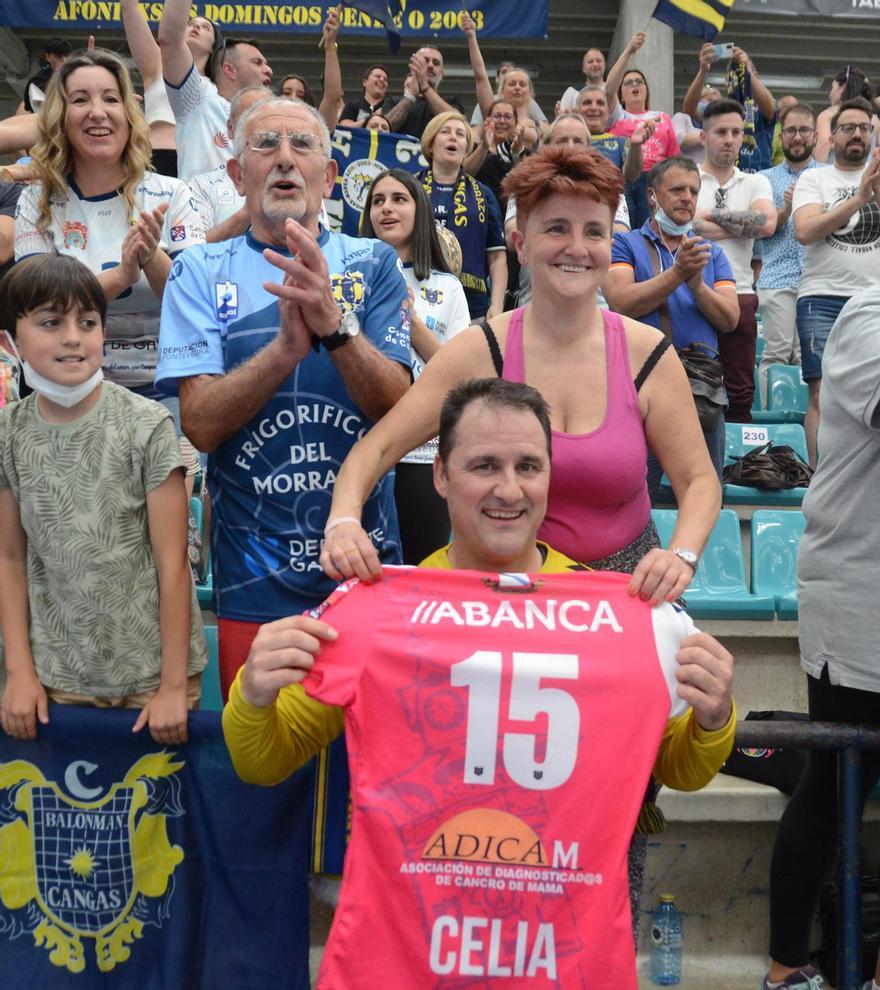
left=591, top=133, right=628, bottom=171
left=155, top=228, right=410, bottom=622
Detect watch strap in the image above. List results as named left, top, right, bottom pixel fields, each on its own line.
left=311, top=329, right=352, bottom=352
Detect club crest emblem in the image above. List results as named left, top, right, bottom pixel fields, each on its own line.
left=62, top=221, right=87, bottom=251
left=420, top=286, right=442, bottom=305
left=340, top=158, right=386, bottom=212
left=329, top=270, right=366, bottom=314
left=0, top=753, right=185, bottom=973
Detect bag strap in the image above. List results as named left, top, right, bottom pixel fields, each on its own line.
left=640, top=233, right=673, bottom=342
left=476, top=317, right=504, bottom=377
left=634, top=336, right=672, bottom=393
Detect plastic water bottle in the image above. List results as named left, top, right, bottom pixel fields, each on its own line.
left=649, top=893, right=683, bottom=985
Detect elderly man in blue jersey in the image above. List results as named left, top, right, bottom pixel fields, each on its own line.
left=155, top=97, right=411, bottom=699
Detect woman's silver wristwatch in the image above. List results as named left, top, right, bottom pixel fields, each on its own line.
left=669, top=547, right=699, bottom=570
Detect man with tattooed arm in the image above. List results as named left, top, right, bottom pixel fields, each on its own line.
left=693, top=99, right=776, bottom=422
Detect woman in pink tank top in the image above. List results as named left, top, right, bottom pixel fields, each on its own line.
left=323, top=146, right=721, bottom=606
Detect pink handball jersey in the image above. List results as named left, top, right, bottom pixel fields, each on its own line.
left=303, top=566, right=694, bottom=988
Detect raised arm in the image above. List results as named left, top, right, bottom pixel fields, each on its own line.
left=411, top=50, right=459, bottom=118
left=605, top=32, right=645, bottom=117
left=384, top=77, right=419, bottom=134
left=121, top=0, right=162, bottom=87
left=733, top=48, right=776, bottom=122
left=682, top=43, right=717, bottom=121
left=461, top=10, right=494, bottom=119
left=318, top=7, right=344, bottom=132
left=623, top=120, right=649, bottom=183
left=158, top=0, right=196, bottom=86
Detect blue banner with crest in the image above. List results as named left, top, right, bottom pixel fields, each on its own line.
left=327, top=125, right=428, bottom=236
left=0, top=1, right=548, bottom=38
left=0, top=707, right=312, bottom=989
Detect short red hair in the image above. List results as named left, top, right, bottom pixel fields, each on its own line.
left=502, top=145, right=623, bottom=230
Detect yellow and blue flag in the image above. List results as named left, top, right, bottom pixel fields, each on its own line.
left=0, top=707, right=313, bottom=988
left=343, top=1, right=404, bottom=52
left=651, top=0, right=734, bottom=40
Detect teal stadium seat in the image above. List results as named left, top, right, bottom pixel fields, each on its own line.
left=766, top=365, right=808, bottom=424
left=750, top=367, right=768, bottom=421
left=651, top=508, right=775, bottom=619
left=755, top=333, right=765, bottom=364
left=750, top=510, right=805, bottom=620
left=202, top=625, right=223, bottom=711
left=723, top=423, right=809, bottom=507
left=189, top=495, right=214, bottom=608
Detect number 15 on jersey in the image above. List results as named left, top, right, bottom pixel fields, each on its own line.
left=450, top=651, right=580, bottom=792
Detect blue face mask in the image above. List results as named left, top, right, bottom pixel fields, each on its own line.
left=654, top=207, right=693, bottom=237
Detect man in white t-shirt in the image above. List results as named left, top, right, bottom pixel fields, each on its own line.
left=693, top=99, right=776, bottom=422
left=159, top=0, right=273, bottom=181
left=558, top=47, right=606, bottom=113
left=791, top=97, right=880, bottom=467
left=187, top=86, right=271, bottom=243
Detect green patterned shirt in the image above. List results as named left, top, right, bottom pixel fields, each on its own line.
left=0, top=382, right=206, bottom=695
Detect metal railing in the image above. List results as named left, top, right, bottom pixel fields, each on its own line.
left=735, top=721, right=880, bottom=990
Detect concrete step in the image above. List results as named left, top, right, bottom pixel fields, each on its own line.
left=638, top=775, right=880, bottom=989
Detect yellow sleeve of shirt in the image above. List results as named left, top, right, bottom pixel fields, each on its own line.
left=652, top=699, right=738, bottom=792
left=221, top=669, right=345, bottom=786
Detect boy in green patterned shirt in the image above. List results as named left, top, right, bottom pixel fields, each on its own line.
left=0, top=255, right=205, bottom=744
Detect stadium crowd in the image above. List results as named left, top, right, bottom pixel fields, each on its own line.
left=0, top=8, right=878, bottom=989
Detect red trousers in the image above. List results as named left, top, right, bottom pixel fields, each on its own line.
left=217, top=617, right=262, bottom=703
left=719, top=293, right=758, bottom=423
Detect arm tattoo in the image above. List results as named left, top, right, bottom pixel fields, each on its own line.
left=384, top=97, right=413, bottom=134
left=707, top=208, right=768, bottom=237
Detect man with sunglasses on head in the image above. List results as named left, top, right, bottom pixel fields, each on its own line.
left=692, top=99, right=776, bottom=424
left=755, top=103, right=822, bottom=408
left=790, top=97, right=880, bottom=468
left=155, top=99, right=411, bottom=698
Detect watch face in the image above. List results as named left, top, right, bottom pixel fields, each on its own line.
left=340, top=311, right=361, bottom=338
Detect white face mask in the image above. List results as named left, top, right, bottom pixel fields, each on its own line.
left=4, top=332, right=103, bottom=409
left=654, top=205, right=694, bottom=237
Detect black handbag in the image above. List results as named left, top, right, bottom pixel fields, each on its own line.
left=677, top=342, right=727, bottom=433
left=720, top=710, right=808, bottom=794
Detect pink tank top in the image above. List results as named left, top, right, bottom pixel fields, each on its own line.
left=503, top=307, right=651, bottom=562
